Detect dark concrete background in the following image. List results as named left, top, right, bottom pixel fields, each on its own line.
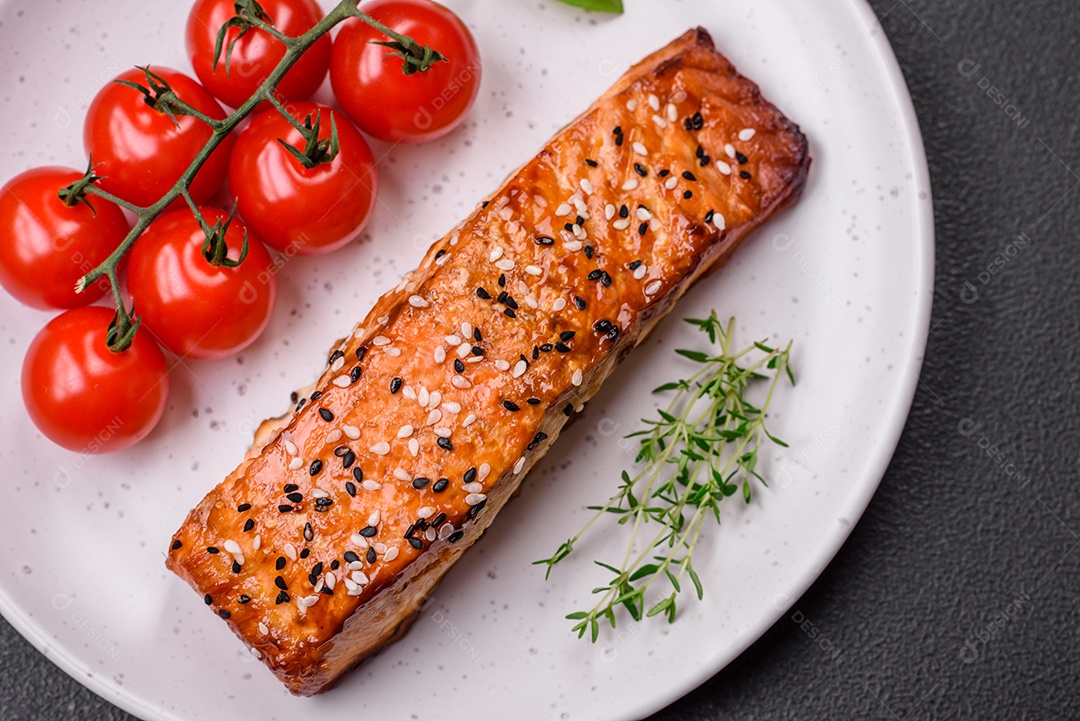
left=3, top=0, right=1078, bottom=718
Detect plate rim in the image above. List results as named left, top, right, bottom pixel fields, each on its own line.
left=0, top=0, right=935, bottom=718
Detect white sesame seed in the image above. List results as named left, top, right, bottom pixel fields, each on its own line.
left=350, top=533, right=369, bottom=548
left=377, top=316, right=389, bottom=324
left=565, top=240, right=584, bottom=252
left=253, top=535, right=261, bottom=551
left=626, top=98, right=637, bottom=111
left=739, top=128, right=756, bottom=141
left=452, top=376, right=472, bottom=389
left=394, top=468, right=410, bottom=481
left=552, top=298, right=567, bottom=311
left=572, top=369, right=583, bottom=387
left=426, top=409, right=443, bottom=425
left=250, top=647, right=263, bottom=659
left=434, top=427, right=452, bottom=438
left=343, top=424, right=360, bottom=440
left=725, top=143, right=736, bottom=159
left=435, top=253, right=450, bottom=266
left=408, top=438, right=419, bottom=456
left=463, top=482, right=483, bottom=493
left=258, top=622, right=269, bottom=635
left=465, top=493, right=487, bottom=506
left=495, top=259, right=515, bottom=271
left=284, top=543, right=297, bottom=561
left=409, top=295, right=429, bottom=308
left=652, top=114, right=667, bottom=129
left=438, top=524, right=455, bottom=540
left=325, top=572, right=336, bottom=590
left=489, top=246, right=504, bottom=262
left=645, top=280, right=662, bottom=295
left=494, top=359, right=510, bottom=371
left=397, top=424, right=414, bottom=438
left=344, top=577, right=359, bottom=594
left=665, top=176, right=679, bottom=190
left=372, top=336, right=390, bottom=346
left=311, top=488, right=329, bottom=499
left=634, top=264, right=647, bottom=280
left=636, top=207, right=652, bottom=221
left=289, top=457, right=303, bottom=470
left=622, top=178, right=639, bottom=191
left=326, top=429, right=342, bottom=444
left=463, top=413, right=477, bottom=427
left=514, top=457, right=526, bottom=474
left=428, top=391, right=441, bottom=409
left=224, top=540, right=241, bottom=555
left=445, top=334, right=461, bottom=345
left=417, top=386, right=429, bottom=406
left=666, top=103, right=678, bottom=122
left=362, top=480, right=382, bottom=491
left=367, top=510, right=381, bottom=526
left=632, top=141, right=648, bottom=156
left=331, top=356, right=345, bottom=372
left=513, top=360, right=528, bottom=378
left=425, top=528, right=437, bottom=542
left=573, top=224, right=587, bottom=241
left=332, top=375, right=351, bottom=388
left=383, top=547, right=399, bottom=562
left=434, top=346, right=446, bottom=363
left=604, top=204, right=615, bottom=220
left=373, top=543, right=387, bottom=554
left=456, top=343, right=471, bottom=358
left=580, top=178, right=593, bottom=194
left=418, top=506, right=436, bottom=519
left=443, top=401, right=461, bottom=413
left=284, top=440, right=298, bottom=456
left=478, top=463, right=491, bottom=481
left=713, top=213, right=726, bottom=230
left=384, top=347, right=401, bottom=357
left=402, top=385, right=416, bottom=400
left=613, top=218, right=630, bottom=230
left=351, top=570, right=369, bottom=585
left=648, top=93, right=660, bottom=111
left=525, top=265, right=542, bottom=277
left=718, top=161, right=732, bottom=175
left=371, top=442, right=391, bottom=455
left=555, top=203, right=572, bottom=216
left=525, top=296, right=539, bottom=309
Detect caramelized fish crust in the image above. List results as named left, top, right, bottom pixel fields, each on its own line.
left=167, top=27, right=810, bottom=696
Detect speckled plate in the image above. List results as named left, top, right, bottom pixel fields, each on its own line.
left=0, top=0, right=932, bottom=718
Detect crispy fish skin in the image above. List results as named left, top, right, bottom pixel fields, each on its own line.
left=167, top=27, right=809, bottom=696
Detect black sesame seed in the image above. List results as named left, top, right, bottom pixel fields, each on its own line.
left=695, top=144, right=704, bottom=158
left=704, top=209, right=715, bottom=224
left=454, top=358, right=465, bottom=373
left=682, top=171, right=697, bottom=182
left=449, top=530, right=465, bottom=543
left=287, top=492, right=304, bottom=503
left=219, top=609, right=231, bottom=619
left=295, top=399, right=306, bottom=412
left=346, top=481, right=357, bottom=497
left=540, top=343, right=553, bottom=352
left=659, top=168, right=671, bottom=178
left=204, top=594, right=213, bottom=605
left=360, top=526, right=377, bottom=537
left=532, top=345, right=540, bottom=360
left=207, top=546, right=220, bottom=554
left=476, top=287, right=492, bottom=299
left=275, top=591, right=290, bottom=605
left=587, top=269, right=603, bottom=281
left=628, top=260, right=642, bottom=270
left=740, top=170, right=752, bottom=179
left=404, top=522, right=418, bottom=538
left=312, top=562, right=324, bottom=576
left=471, top=345, right=484, bottom=356
left=342, top=451, right=355, bottom=469
left=299, top=548, right=310, bottom=559
left=481, top=200, right=489, bottom=208
left=564, top=403, right=575, bottom=416
left=352, top=467, right=364, bottom=483
left=692, top=112, right=704, bottom=130
left=408, top=538, right=424, bottom=549
left=320, top=586, right=334, bottom=595
left=555, top=342, right=571, bottom=353
left=613, top=125, right=623, bottom=136
left=284, top=483, right=299, bottom=493
left=634, top=163, right=647, bottom=177
left=619, top=204, right=629, bottom=218
left=528, top=431, right=549, bottom=451
left=584, top=245, right=595, bottom=259
left=497, top=290, right=508, bottom=304
left=433, top=478, right=449, bottom=493
left=318, top=408, right=334, bottom=422
left=237, top=503, right=252, bottom=513
left=291, top=391, right=299, bottom=403
left=366, top=548, right=377, bottom=563
left=328, top=350, right=344, bottom=366
left=315, top=497, right=333, bottom=509
left=238, top=595, right=251, bottom=605
left=574, top=295, right=587, bottom=310
left=278, top=505, right=293, bottom=513
left=171, top=540, right=182, bottom=551
left=334, top=445, right=350, bottom=458
left=527, top=397, right=542, bottom=405
left=437, top=437, right=454, bottom=451
left=310, top=391, right=323, bottom=401
left=576, top=214, right=585, bottom=227
left=564, top=222, right=575, bottom=233
left=585, top=158, right=598, bottom=167
left=594, top=319, right=613, bottom=333
left=503, top=400, right=521, bottom=412
left=683, top=117, right=693, bottom=130
left=275, top=576, right=288, bottom=591
left=735, top=150, right=749, bottom=164
left=601, top=271, right=613, bottom=287
left=309, top=460, right=322, bottom=476
left=464, top=467, right=477, bottom=483
left=474, top=327, right=482, bottom=342
left=390, top=377, right=403, bottom=394
left=504, top=308, right=517, bottom=318
left=435, top=249, right=446, bottom=259
left=350, top=365, right=362, bottom=383
left=355, top=346, right=367, bottom=362
left=505, top=296, right=519, bottom=310
left=498, top=274, right=506, bottom=287
left=276, top=557, right=286, bottom=570
left=607, top=326, right=621, bottom=341
left=304, top=523, right=314, bottom=542
left=684, top=190, right=693, bottom=199
left=330, top=559, right=340, bottom=571
left=639, top=222, right=649, bottom=236
left=615, top=134, right=624, bottom=146
left=243, top=519, right=255, bottom=532
left=412, top=477, right=431, bottom=489
left=700, top=155, right=711, bottom=166
left=560, top=331, right=576, bottom=341
left=535, top=235, right=554, bottom=246
left=344, top=551, right=360, bottom=563
left=468, top=499, right=487, bottom=518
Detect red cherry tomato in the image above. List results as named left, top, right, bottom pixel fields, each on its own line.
left=0, top=167, right=129, bottom=310
left=22, top=306, right=169, bottom=453
left=330, top=0, right=481, bottom=143
left=186, top=0, right=331, bottom=109
left=126, top=207, right=277, bottom=360
left=228, top=102, right=377, bottom=255
left=84, top=66, right=234, bottom=208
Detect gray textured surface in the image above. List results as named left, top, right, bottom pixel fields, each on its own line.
left=3, top=1, right=1079, bottom=719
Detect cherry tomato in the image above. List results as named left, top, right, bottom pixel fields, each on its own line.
left=126, top=207, right=277, bottom=360
left=84, top=66, right=234, bottom=208
left=228, top=102, right=377, bottom=255
left=186, top=0, right=331, bottom=109
left=22, top=306, right=169, bottom=453
left=330, top=0, right=481, bottom=143
left=0, top=167, right=129, bottom=310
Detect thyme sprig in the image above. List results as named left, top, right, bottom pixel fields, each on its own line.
left=536, top=314, right=794, bottom=641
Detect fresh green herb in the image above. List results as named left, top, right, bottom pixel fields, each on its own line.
left=553, top=0, right=624, bottom=15
left=536, top=313, right=794, bottom=641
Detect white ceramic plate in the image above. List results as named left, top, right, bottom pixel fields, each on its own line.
left=0, top=0, right=932, bottom=718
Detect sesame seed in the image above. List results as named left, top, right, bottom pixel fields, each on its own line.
left=427, top=409, right=443, bottom=425
left=243, top=519, right=255, bottom=532
left=362, top=480, right=382, bottom=491
left=556, top=203, right=572, bottom=216
left=284, top=440, right=298, bottom=456
left=621, top=178, right=639, bottom=191
left=514, top=457, right=526, bottom=474
left=552, top=297, right=567, bottom=312
left=326, top=429, right=342, bottom=444
left=328, top=349, right=344, bottom=366
left=372, top=336, right=390, bottom=346
left=633, top=163, right=647, bottom=177
left=652, top=114, right=667, bottom=129
left=418, top=506, right=436, bottom=519
left=740, top=170, right=752, bottom=179
left=371, top=442, right=390, bottom=455
left=666, top=103, right=678, bottom=122
left=632, top=141, right=649, bottom=156
left=718, top=161, right=732, bottom=175
left=288, top=458, right=303, bottom=470
left=171, top=540, right=182, bottom=551
left=478, top=463, right=491, bottom=481
left=489, top=246, right=504, bottom=262
left=525, top=265, right=542, bottom=276
left=412, top=477, right=431, bottom=489
left=343, top=424, right=360, bottom=440
left=636, top=207, right=652, bottom=221
left=360, top=525, right=378, bottom=537
left=645, top=280, right=662, bottom=295
left=536, top=235, right=555, bottom=246
left=495, top=259, right=515, bottom=271
left=332, top=375, right=351, bottom=388
left=207, top=546, right=220, bottom=555
left=204, top=594, right=213, bottom=605
left=682, top=171, right=697, bottom=182
left=463, top=413, right=477, bottom=427
left=735, top=150, right=748, bottom=164
left=463, top=482, right=483, bottom=494
left=503, top=400, right=521, bottom=412
left=285, top=544, right=297, bottom=560
left=664, top=176, right=678, bottom=190
left=639, top=222, right=649, bottom=235
left=572, top=370, right=583, bottom=387
left=433, top=478, right=449, bottom=493
left=692, top=112, right=704, bottom=130
left=409, top=438, right=420, bottom=456
left=309, top=460, right=323, bottom=476
left=466, top=493, right=487, bottom=506
left=634, top=265, right=647, bottom=280
left=564, top=240, right=584, bottom=252
left=648, top=93, right=660, bottom=111
left=384, top=347, right=401, bottom=357
left=275, top=591, right=290, bottom=605
left=626, top=98, right=638, bottom=111
left=409, top=295, right=429, bottom=308
left=684, top=190, right=693, bottom=200
left=318, top=408, right=334, bottom=422
left=580, top=178, right=593, bottom=194
left=738, top=128, right=756, bottom=141
left=452, top=376, right=472, bottom=389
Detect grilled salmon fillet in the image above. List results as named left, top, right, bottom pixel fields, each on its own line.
left=167, top=27, right=810, bottom=695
